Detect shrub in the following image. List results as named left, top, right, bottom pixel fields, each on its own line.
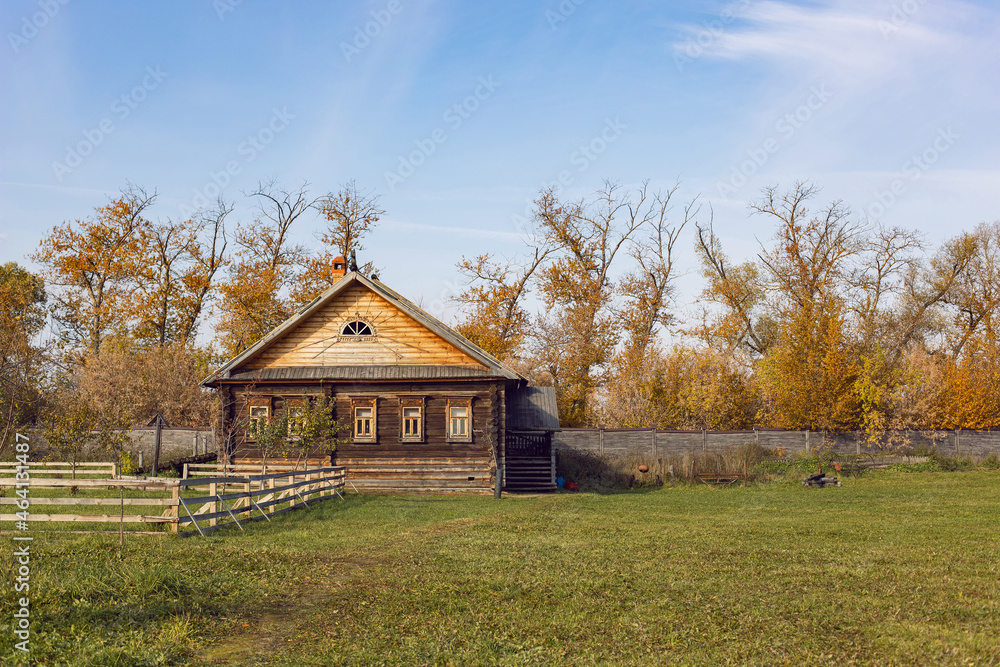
left=928, top=453, right=977, bottom=471
left=556, top=441, right=770, bottom=490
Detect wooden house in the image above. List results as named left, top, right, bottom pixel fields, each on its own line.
left=202, top=261, right=559, bottom=493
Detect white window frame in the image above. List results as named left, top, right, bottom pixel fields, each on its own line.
left=287, top=406, right=305, bottom=439
left=352, top=398, right=377, bottom=443
left=248, top=405, right=269, bottom=440
left=402, top=406, right=422, bottom=442
left=447, top=399, right=472, bottom=443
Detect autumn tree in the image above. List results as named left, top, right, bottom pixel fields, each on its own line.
left=0, top=263, right=48, bottom=455
left=40, top=389, right=98, bottom=478
left=132, top=200, right=230, bottom=346
left=453, top=248, right=550, bottom=362
left=601, top=183, right=699, bottom=430
left=291, top=180, right=385, bottom=306
left=693, top=221, right=771, bottom=356
left=41, top=372, right=135, bottom=475
left=529, top=181, right=682, bottom=426
left=32, top=185, right=155, bottom=352
left=939, top=221, right=1000, bottom=356
left=217, top=181, right=312, bottom=358
left=758, top=298, right=860, bottom=430
left=70, top=341, right=217, bottom=429
left=601, top=345, right=758, bottom=430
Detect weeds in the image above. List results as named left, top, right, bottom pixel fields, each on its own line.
left=558, top=446, right=1000, bottom=489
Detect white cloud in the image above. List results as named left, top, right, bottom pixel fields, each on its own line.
left=674, top=0, right=998, bottom=91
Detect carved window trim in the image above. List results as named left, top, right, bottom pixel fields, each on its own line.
left=247, top=405, right=269, bottom=441
left=352, top=397, right=377, bottom=443
left=447, top=398, right=473, bottom=443
left=399, top=396, right=425, bottom=443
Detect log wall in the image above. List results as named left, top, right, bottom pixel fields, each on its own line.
left=228, top=379, right=506, bottom=492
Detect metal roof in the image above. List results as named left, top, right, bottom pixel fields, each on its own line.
left=507, top=385, right=560, bottom=431
left=203, top=272, right=525, bottom=386
left=224, top=365, right=499, bottom=382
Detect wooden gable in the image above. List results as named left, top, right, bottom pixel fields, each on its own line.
left=240, top=282, right=487, bottom=371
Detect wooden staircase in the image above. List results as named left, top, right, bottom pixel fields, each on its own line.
left=503, top=456, right=556, bottom=493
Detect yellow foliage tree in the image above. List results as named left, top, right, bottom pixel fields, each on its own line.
left=759, top=299, right=859, bottom=431
left=31, top=187, right=155, bottom=352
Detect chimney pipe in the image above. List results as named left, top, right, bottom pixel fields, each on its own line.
left=331, top=256, right=347, bottom=280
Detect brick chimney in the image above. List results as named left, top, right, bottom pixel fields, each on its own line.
left=331, top=256, right=347, bottom=280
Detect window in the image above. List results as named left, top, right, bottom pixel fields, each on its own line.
left=355, top=407, right=373, bottom=437
left=341, top=320, right=374, bottom=336
left=447, top=399, right=473, bottom=442
left=248, top=406, right=269, bottom=439
left=399, top=396, right=425, bottom=443
left=403, top=407, right=421, bottom=439
left=352, top=398, right=377, bottom=442
left=287, top=407, right=305, bottom=438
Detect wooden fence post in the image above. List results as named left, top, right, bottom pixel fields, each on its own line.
left=170, top=485, right=179, bottom=535
left=210, top=481, right=218, bottom=527
left=269, top=477, right=275, bottom=514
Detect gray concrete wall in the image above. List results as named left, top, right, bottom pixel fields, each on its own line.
left=91, top=428, right=218, bottom=465
left=554, top=428, right=1000, bottom=459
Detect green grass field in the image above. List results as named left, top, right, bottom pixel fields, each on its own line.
left=2, top=471, right=999, bottom=666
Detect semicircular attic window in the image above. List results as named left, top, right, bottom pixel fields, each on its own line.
left=341, top=320, right=374, bottom=337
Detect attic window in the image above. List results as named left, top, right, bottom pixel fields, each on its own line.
left=341, top=320, right=374, bottom=337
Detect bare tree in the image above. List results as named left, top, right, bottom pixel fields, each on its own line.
left=290, top=181, right=385, bottom=306
left=317, top=180, right=384, bottom=266
left=217, top=181, right=312, bottom=357
left=618, top=182, right=694, bottom=359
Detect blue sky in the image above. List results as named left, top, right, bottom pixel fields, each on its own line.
left=2, top=0, right=998, bottom=330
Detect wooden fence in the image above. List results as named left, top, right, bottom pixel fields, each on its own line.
left=0, top=461, right=118, bottom=479
left=0, top=465, right=347, bottom=537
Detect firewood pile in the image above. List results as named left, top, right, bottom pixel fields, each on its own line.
left=803, top=467, right=841, bottom=487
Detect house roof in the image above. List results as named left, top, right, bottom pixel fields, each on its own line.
left=203, top=272, right=525, bottom=386
left=507, top=386, right=561, bottom=431
left=223, top=365, right=500, bottom=382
